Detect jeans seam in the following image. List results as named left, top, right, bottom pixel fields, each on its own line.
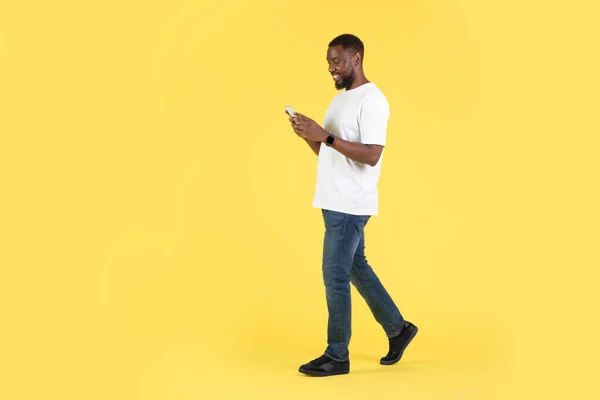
left=326, top=211, right=349, bottom=362
left=352, top=261, right=392, bottom=335
left=353, top=259, right=403, bottom=338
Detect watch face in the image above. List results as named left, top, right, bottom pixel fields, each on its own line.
left=327, top=135, right=335, bottom=145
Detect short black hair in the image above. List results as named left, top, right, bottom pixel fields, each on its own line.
left=328, top=33, right=365, bottom=61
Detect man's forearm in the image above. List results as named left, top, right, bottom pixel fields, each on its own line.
left=304, top=138, right=321, bottom=156
left=328, top=136, right=380, bottom=167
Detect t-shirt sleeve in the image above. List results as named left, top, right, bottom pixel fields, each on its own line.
left=358, top=94, right=390, bottom=146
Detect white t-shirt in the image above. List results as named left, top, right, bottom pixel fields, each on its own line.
left=312, top=82, right=390, bottom=216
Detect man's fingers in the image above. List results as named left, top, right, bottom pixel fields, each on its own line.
left=289, top=114, right=302, bottom=123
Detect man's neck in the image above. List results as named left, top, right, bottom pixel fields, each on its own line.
left=347, top=75, right=370, bottom=90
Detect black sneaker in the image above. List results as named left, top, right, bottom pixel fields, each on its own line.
left=380, top=321, right=418, bottom=365
left=298, top=354, right=350, bottom=377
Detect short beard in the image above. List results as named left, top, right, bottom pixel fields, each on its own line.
left=335, top=69, right=355, bottom=90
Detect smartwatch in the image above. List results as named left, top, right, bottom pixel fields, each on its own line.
left=325, top=134, right=335, bottom=147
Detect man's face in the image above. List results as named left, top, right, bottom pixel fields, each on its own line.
left=327, top=45, right=356, bottom=90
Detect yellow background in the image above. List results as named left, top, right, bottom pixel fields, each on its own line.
left=1, top=0, right=599, bottom=399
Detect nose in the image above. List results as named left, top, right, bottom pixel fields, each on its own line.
left=328, top=63, right=335, bottom=73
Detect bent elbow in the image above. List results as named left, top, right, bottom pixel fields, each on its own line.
left=369, top=156, right=381, bottom=167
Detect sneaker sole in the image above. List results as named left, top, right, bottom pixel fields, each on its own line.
left=380, top=325, right=419, bottom=365
left=298, top=367, right=350, bottom=377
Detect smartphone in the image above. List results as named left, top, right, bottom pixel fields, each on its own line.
left=285, top=106, right=300, bottom=125
left=285, top=105, right=296, bottom=116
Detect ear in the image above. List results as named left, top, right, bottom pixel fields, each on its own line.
left=354, top=52, right=361, bottom=66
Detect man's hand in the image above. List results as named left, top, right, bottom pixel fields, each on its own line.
left=286, top=110, right=322, bottom=156
left=286, top=111, right=305, bottom=139
left=289, top=112, right=329, bottom=143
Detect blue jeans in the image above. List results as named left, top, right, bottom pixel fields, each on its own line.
left=321, top=209, right=405, bottom=362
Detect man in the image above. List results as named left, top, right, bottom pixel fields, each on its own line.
left=286, top=34, right=418, bottom=377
